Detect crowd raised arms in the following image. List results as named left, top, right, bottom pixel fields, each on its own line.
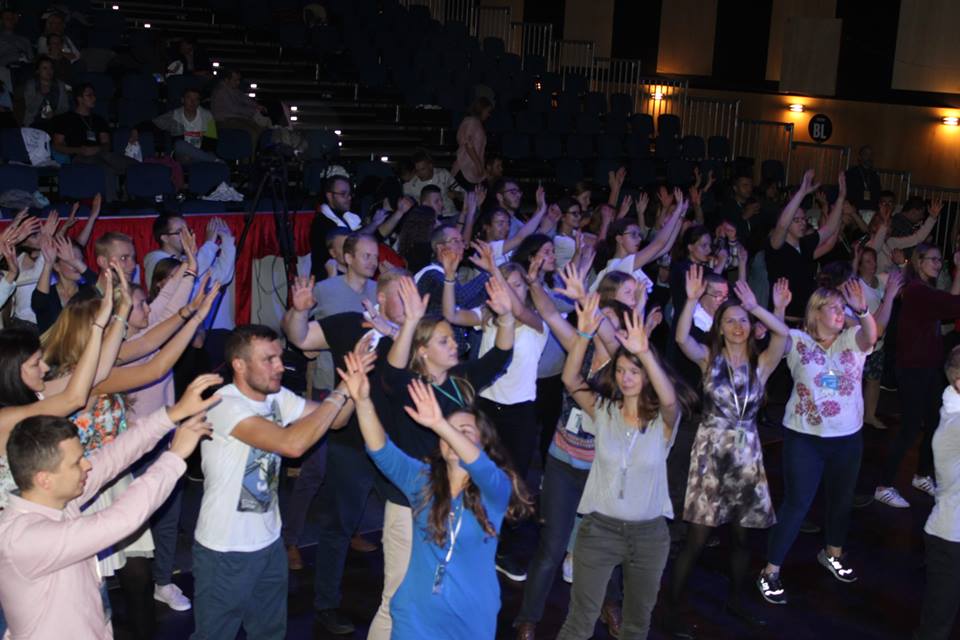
left=0, top=87, right=958, bottom=639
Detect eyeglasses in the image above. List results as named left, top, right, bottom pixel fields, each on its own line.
left=328, top=190, right=352, bottom=197
left=502, top=188, right=522, bottom=196
left=703, top=290, right=728, bottom=300
left=620, top=230, right=641, bottom=238
left=922, top=256, right=943, bottom=263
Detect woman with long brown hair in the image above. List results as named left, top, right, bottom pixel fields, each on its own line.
left=874, top=242, right=960, bottom=508
left=340, top=349, right=531, bottom=639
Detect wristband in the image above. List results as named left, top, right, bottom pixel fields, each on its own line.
left=179, top=307, right=193, bottom=320
left=184, top=270, right=198, bottom=279
left=856, top=307, right=871, bottom=318
left=93, top=322, right=105, bottom=330
left=576, top=329, right=596, bottom=340
left=110, top=314, right=128, bottom=339
left=443, top=277, right=456, bottom=284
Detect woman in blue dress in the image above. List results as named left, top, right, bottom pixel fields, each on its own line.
left=337, top=349, right=532, bottom=640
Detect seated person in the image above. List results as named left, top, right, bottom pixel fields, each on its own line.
left=402, top=149, right=462, bottom=217
left=153, top=87, right=220, bottom=164
left=17, top=55, right=69, bottom=130
left=166, top=37, right=212, bottom=77
left=36, top=11, right=80, bottom=63
left=211, top=68, right=271, bottom=149
left=0, top=9, right=33, bottom=67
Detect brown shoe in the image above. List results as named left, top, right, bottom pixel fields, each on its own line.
left=286, top=544, right=303, bottom=571
left=601, top=600, right=622, bottom=638
left=515, top=622, right=536, bottom=640
left=350, top=534, right=378, bottom=553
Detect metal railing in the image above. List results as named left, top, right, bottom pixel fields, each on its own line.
left=734, top=120, right=794, bottom=183
left=589, top=57, right=643, bottom=109
left=476, top=5, right=510, bottom=44
left=553, top=39, right=595, bottom=78
left=442, top=0, right=478, bottom=32
left=634, top=77, right=687, bottom=120
left=684, top=96, right=739, bottom=144
left=788, top=142, right=850, bottom=185
left=508, top=22, right=554, bottom=66
left=907, top=184, right=960, bottom=251
left=877, top=169, right=912, bottom=204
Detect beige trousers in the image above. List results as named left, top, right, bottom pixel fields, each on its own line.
left=366, top=501, right=413, bottom=640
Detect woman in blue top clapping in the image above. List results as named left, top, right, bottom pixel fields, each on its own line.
left=337, top=350, right=532, bottom=640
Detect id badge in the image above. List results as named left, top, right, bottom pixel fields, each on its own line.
left=86, top=129, right=97, bottom=142
left=863, top=189, right=872, bottom=201
left=565, top=407, right=583, bottom=434
left=822, top=370, right=840, bottom=391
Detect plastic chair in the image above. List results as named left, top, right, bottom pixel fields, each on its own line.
left=355, top=160, right=394, bottom=184
left=605, top=112, right=628, bottom=135
left=597, top=133, right=624, bottom=159
left=575, top=113, right=602, bottom=135
left=305, top=129, right=340, bottom=161
left=657, top=113, right=682, bottom=139
left=187, top=161, right=230, bottom=195
left=0, top=128, right=31, bottom=164
left=117, top=99, right=159, bottom=128
left=708, top=135, right=731, bottom=160
left=609, top=93, right=633, bottom=116
left=654, top=134, right=680, bottom=160
left=126, top=163, right=174, bottom=201
left=584, top=92, right=607, bottom=115
left=216, top=128, right=255, bottom=162
left=0, top=165, right=39, bottom=193
left=630, top=113, right=655, bottom=138
left=681, top=135, right=706, bottom=161
left=626, top=132, right=651, bottom=159
left=629, top=158, right=656, bottom=189
left=58, top=164, right=108, bottom=199
left=121, top=73, right=160, bottom=101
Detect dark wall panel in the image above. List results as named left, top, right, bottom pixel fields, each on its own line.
left=612, top=0, right=661, bottom=73
left=836, top=0, right=900, bottom=99
left=712, top=0, right=774, bottom=83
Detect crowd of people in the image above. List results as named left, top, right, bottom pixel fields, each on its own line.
left=0, top=6, right=957, bottom=640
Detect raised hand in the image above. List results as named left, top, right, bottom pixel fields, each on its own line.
left=169, top=412, right=214, bottom=459
left=438, top=246, right=460, bottom=277
left=169, top=373, right=224, bottom=422
left=733, top=280, right=758, bottom=312
left=94, top=269, right=114, bottom=326
left=545, top=203, right=562, bottom=227
left=39, top=210, right=60, bottom=238
left=553, top=261, right=587, bottom=302
left=801, top=169, right=820, bottom=195
left=475, top=183, right=487, bottom=208
left=0, top=241, right=18, bottom=280
left=468, top=239, right=496, bottom=273
left=193, top=279, right=223, bottom=320
left=535, top=185, right=546, bottom=212
left=526, top=253, right=544, bottom=284
left=685, top=263, right=706, bottom=300
left=361, top=298, right=396, bottom=336
left=575, top=292, right=602, bottom=336
left=837, top=171, right=847, bottom=196
left=883, top=270, right=903, bottom=300
left=39, top=234, right=57, bottom=263
left=615, top=308, right=649, bottom=355
left=657, top=185, right=673, bottom=209
left=673, top=187, right=687, bottom=216
left=58, top=202, right=80, bottom=237
left=397, top=275, right=429, bottom=324
left=109, top=258, right=133, bottom=312
left=645, top=305, right=663, bottom=334
left=290, top=275, right=316, bottom=312
left=841, top=278, right=867, bottom=312
left=180, top=226, right=198, bottom=268
left=337, top=349, right=376, bottom=402
left=617, top=194, right=633, bottom=219
left=929, top=200, right=944, bottom=219
left=403, top=379, right=447, bottom=431
left=185, top=273, right=213, bottom=314
left=636, top=191, right=650, bottom=217
left=205, top=217, right=219, bottom=243
left=608, top=167, right=626, bottom=191
left=484, top=276, right=513, bottom=316
left=772, top=277, right=792, bottom=310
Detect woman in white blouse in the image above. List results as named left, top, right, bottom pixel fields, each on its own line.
left=757, top=281, right=877, bottom=606
left=556, top=294, right=680, bottom=639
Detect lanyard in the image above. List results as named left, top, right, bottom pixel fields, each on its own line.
left=431, top=378, right=464, bottom=408
left=618, top=427, right=640, bottom=500
left=432, top=502, right=464, bottom=595
left=725, top=358, right=750, bottom=424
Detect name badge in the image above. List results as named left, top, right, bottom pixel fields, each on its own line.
left=86, top=129, right=97, bottom=142
left=565, top=407, right=583, bottom=434
left=863, top=189, right=872, bottom=201
left=822, top=370, right=840, bottom=390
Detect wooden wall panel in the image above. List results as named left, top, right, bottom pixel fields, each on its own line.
left=766, top=0, right=836, bottom=81
left=893, top=0, right=960, bottom=93
left=656, top=0, right=717, bottom=75
left=563, top=0, right=615, bottom=58
left=779, top=17, right=842, bottom=95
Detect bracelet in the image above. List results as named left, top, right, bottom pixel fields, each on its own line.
left=856, top=307, right=871, bottom=318
left=443, top=277, right=456, bottom=284
left=110, top=314, right=128, bottom=339
left=323, top=395, right=346, bottom=409
left=496, top=314, right=515, bottom=326
left=184, top=270, right=198, bottom=279
left=178, top=307, right=193, bottom=320
left=576, top=329, right=596, bottom=340
left=328, top=389, right=348, bottom=401
left=93, top=322, right=106, bottom=330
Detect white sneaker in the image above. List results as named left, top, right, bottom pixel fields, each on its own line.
left=154, top=583, right=191, bottom=611
left=562, top=553, right=573, bottom=584
left=912, top=475, right=937, bottom=497
left=874, top=486, right=910, bottom=508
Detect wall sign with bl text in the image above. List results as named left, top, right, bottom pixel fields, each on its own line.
left=809, top=114, right=832, bottom=143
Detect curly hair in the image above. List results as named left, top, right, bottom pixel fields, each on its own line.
left=414, top=408, right=533, bottom=546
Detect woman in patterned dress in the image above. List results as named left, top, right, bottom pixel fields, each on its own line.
left=667, top=265, right=790, bottom=632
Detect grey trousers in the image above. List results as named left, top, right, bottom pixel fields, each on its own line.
left=558, top=513, right=670, bottom=640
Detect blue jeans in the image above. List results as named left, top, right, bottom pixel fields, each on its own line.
left=281, top=439, right=327, bottom=546
left=767, top=428, right=863, bottom=566
left=131, top=434, right=183, bottom=586
left=191, top=539, right=287, bottom=640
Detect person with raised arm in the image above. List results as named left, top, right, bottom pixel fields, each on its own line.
left=757, top=279, right=877, bottom=605
left=666, top=267, right=790, bottom=634
left=339, top=351, right=530, bottom=640
left=556, top=298, right=681, bottom=639
left=0, top=374, right=221, bottom=640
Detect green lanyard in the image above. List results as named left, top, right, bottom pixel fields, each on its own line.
left=431, top=378, right=464, bottom=408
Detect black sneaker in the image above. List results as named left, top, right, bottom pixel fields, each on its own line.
left=817, top=550, right=858, bottom=583
left=495, top=554, right=528, bottom=582
left=757, top=571, right=787, bottom=605
left=314, top=609, right=355, bottom=635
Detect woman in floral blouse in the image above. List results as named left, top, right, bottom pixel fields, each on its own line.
left=757, top=280, right=877, bottom=606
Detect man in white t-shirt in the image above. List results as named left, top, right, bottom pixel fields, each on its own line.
left=192, top=324, right=354, bottom=640
left=402, top=149, right=461, bottom=216
left=153, top=87, right=220, bottom=164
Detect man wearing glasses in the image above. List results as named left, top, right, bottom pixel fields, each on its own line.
left=492, top=178, right=527, bottom=237
left=311, top=175, right=363, bottom=281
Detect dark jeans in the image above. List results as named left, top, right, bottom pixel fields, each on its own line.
left=917, top=533, right=960, bottom=640
left=767, top=428, right=862, bottom=566
left=882, top=367, right=944, bottom=486
left=558, top=513, right=670, bottom=640
left=312, top=438, right=377, bottom=611
left=130, top=433, right=182, bottom=586
left=477, top=398, right=539, bottom=482
left=516, top=456, right=621, bottom=625
left=191, top=539, right=287, bottom=640
left=281, top=439, right=327, bottom=546
left=535, top=375, right=564, bottom=465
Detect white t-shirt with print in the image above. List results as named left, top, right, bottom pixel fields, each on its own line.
left=783, top=327, right=869, bottom=438
left=194, top=384, right=306, bottom=552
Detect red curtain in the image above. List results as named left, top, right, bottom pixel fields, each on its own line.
left=0, top=211, right=314, bottom=325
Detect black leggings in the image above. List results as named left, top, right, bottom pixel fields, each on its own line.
left=670, top=522, right=751, bottom=607
left=115, top=557, right=155, bottom=640
left=882, top=367, right=944, bottom=485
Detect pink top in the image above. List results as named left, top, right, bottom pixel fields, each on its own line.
left=0, top=409, right=184, bottom=640
left=124, top=271, right=194, bottom=423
